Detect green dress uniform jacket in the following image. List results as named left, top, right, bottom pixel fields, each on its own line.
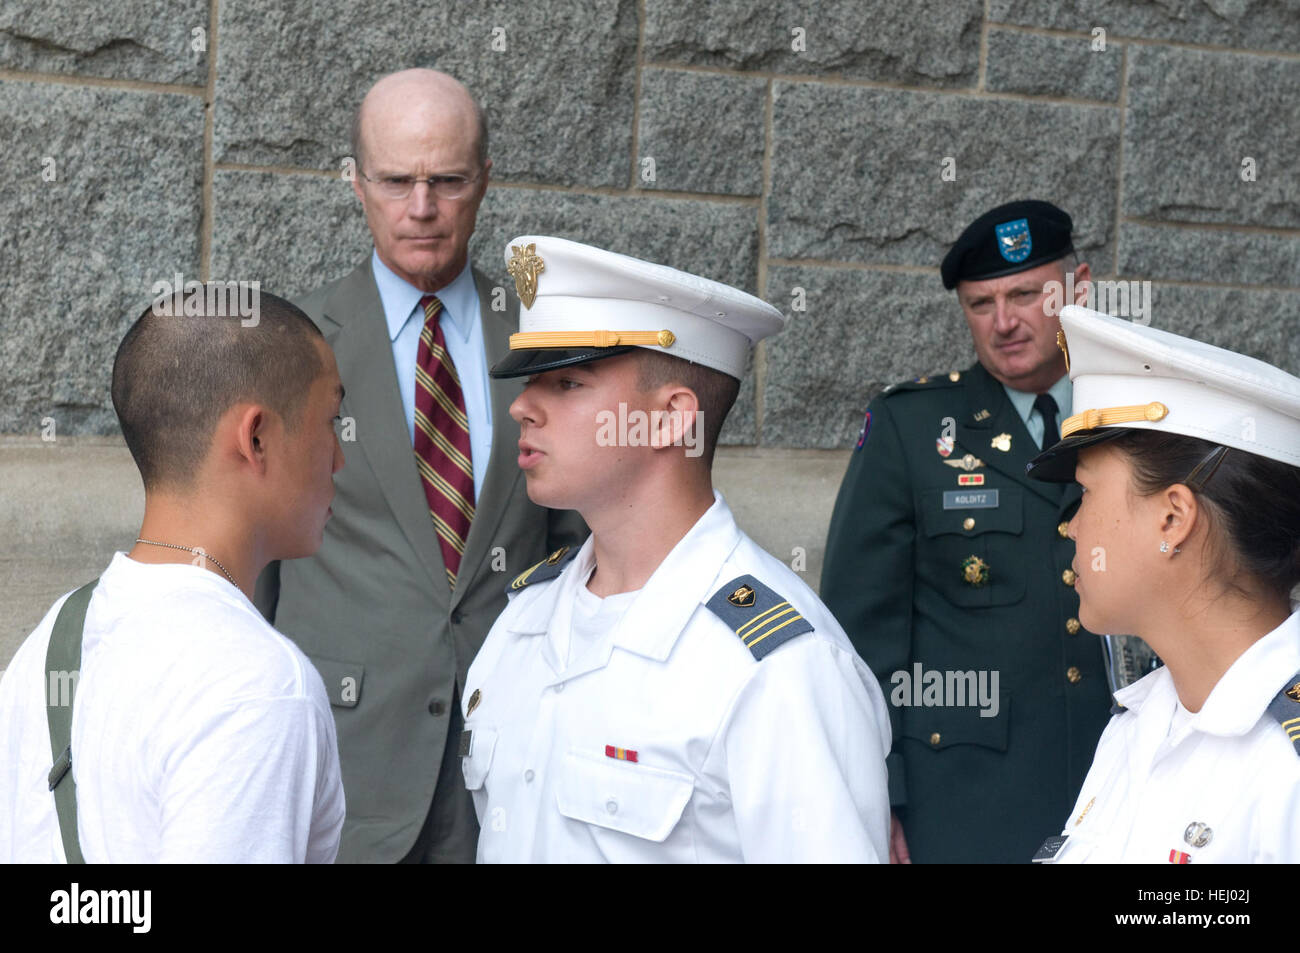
left=821, top=361, right=1111, bottom=863
left=255, top=257, right=586, bottom=863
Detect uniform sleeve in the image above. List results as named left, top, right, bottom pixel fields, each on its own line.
left=715, top=639, right=891, bottom=863
left=156, top=694, right=344, bottom=863
left=820, top=396, right=914, bottom=806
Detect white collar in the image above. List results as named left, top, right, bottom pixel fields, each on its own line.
left=507, top=490, right=744, bottom=663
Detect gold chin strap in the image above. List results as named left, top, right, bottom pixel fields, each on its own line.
left=1061, top=401, right=1169, bottom=437
left=509, top=329, right=676, bottom=350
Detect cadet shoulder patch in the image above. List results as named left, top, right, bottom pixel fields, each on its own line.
left=705, top=574, right=814, bottom=660
left=1266, top=671, right=1300, bottom=756
left=507, top=546, right=578, bottom=593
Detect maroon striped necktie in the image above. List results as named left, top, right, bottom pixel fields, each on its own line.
left=413, top=294, right=474, bottom=587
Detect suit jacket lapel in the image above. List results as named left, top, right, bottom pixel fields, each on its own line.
left=454, top=267, right=526, bottom=603
left=956, top=363, right=1061, bottom=506
left=324, top=258, right=451, bottom=598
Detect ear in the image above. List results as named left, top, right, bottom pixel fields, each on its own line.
left=235, top=404, right=274, bottom=476
left=649, top=387, right=700, bottom=454
left=1071, top=261, right=1092, bottom=305
left=1159, top=481, right=1200, bottom=553
left=351, top=173, right=365, bottom=207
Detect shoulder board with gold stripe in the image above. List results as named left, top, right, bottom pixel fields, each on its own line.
left=705, top=574, right=813, bottom=661
left=1266, top=671, right=1300, bottom=757
left=881, top=370, right=963, bottom=396
left=507, top=546, right=578, bottom=593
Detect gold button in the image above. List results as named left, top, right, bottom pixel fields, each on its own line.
left=929, top=732, right=941, bottom=748
left=1066, top=617, right=1081, bottom=635
left=948, top=371, right=961, bottom=382
left=1058, top=521, right=1070, bottom=538
left=1062, top=568, right=1077, bottom=586
left=1067, top=666, right=1081, bottom=684
left=962, top=517, right=975, bottom=530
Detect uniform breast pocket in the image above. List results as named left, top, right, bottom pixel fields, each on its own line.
left=918, top=486, right=1026, bottom=608
left=555, top=751, right=694, bottom=845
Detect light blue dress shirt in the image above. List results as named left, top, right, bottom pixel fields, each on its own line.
left=371, top=250, right=493, bottom=501
left=1002, top=373, right=1073, bottom=450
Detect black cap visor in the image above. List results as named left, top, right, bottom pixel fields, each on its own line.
left=490, top=345, right=637, bottom=379
left=1026, top=428, right=1128, bottom=482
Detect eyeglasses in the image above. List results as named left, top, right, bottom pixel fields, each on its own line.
left=358, top=171, right=481, bottom=201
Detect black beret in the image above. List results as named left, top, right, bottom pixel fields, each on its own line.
left=940, top=200, right=1074, bottom=290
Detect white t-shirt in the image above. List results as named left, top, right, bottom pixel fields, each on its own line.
left=0, top=553, right=345, bottom=863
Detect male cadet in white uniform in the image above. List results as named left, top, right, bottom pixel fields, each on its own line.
left=1027, top=307, right=1300, bottom=863
left=459, top=236, right=892, bottom=863
left=0, top=290, right=344, bottom=863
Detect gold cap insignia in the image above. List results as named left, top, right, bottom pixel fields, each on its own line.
left=507, top=243, right=545, bottom=309
left=961, top=555, right=990, bottom=587
left=992, top=433, right=1012, bottom=453
left=1286, top=681, right=1300, bottom=703
left=728, top=584, right=757, bottom=608
left=1057, top=328, right=1070, bottom=371
left=467, top=688, right=482, bottom=717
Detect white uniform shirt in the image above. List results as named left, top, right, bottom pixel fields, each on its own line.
left=0, top=553, right=345, bottom=863
left=462, top=493, right=891, bottom=863
left=1050, top=609, right=1300, bottom=863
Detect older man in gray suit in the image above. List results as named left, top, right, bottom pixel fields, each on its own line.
left=256, top=69, right=585, bottom=863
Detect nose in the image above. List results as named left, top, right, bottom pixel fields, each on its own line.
left=992, top=296, right=1018, bottom=335
left=509, top=383, right=541, bottom=427
left=407, top=181, right=439, bottom=218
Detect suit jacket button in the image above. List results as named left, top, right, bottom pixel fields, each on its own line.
left=1058, top=521, right=1070, bottom=538
left=1066, top=666, right=1082, bottom=684
left=1066, top=617, right=1081, bottom=635
left=929, top=732, right=941, bottom=748
left=1062, top=568, right=1077, bottom=586
left=429, top=699, right=447, bottom=716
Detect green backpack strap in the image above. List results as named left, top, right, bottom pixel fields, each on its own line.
left=44, top=579, right=97, bottom=865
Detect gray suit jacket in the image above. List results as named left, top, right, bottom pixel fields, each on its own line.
left=255, top=256, right=586, bottom=862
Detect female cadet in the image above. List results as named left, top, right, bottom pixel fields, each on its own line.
left=1026, top=305, right=1300, bottom=863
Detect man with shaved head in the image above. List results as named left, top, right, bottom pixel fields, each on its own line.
left=0, top=289, right=346, bottom=862
left=255, top=68, right=585, bottom=864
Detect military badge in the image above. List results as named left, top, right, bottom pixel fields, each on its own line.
left=943, top=453, right=985, bottom=472
left=1057, top=328, right=1070, bottom=371
left=958, top=473, right=984, bottom=486
left=995, top=218, right=1032, bottom=264
left=1183, top=822, right=1213, bottom=848
left=961, top=555, right=990, bottom=587
left=936, top=435, right=954, bottom=458
left=728, top=584, right=757, bottom=608
left=1285, top=681, right=1300, bottom=703
left=992, top=433, right=1012, bottom=453
left=467, top=688, right=482, bottom=717
left=506, top=243, right=545, bottom=309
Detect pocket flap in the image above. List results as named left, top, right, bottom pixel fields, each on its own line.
left=921, top=486, right=1024, bottom=538
left=461, top=727, right=497, bottom=791
left=555, top=752, right=694, bottom=842
left=902, top=690, right=1011, bottom=752
left=308, top=654, right=364, bottom=708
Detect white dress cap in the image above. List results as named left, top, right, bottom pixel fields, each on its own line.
left=1030, top=305, right=1300, bottom=481
left=493, top=235, right=786, bottom=380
